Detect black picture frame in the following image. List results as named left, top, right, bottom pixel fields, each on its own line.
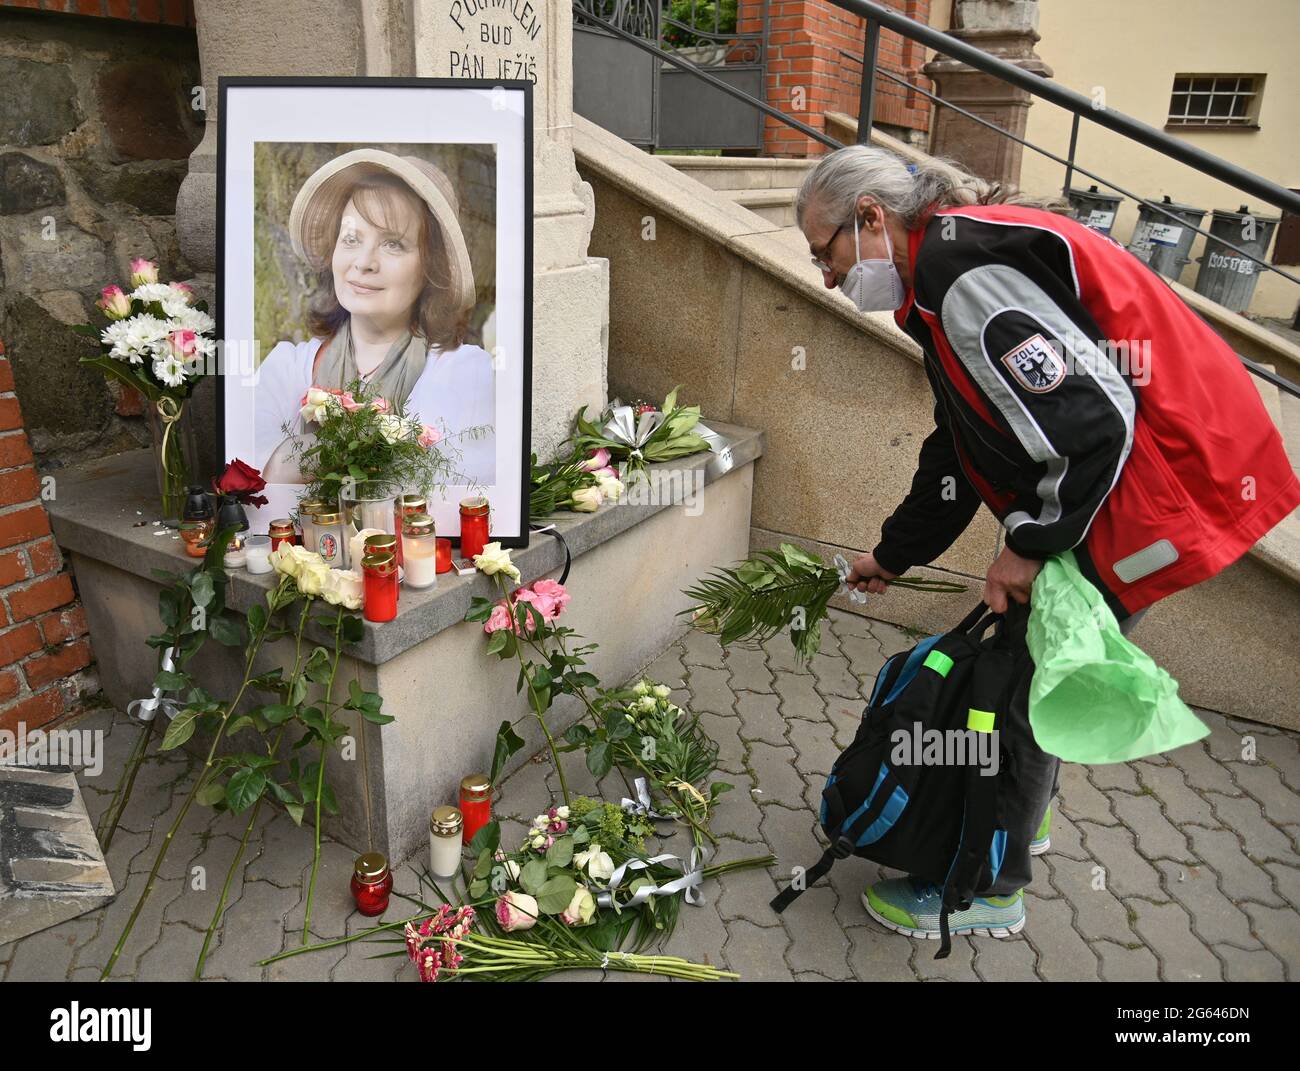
left=215, top=76, right=533, bottom=549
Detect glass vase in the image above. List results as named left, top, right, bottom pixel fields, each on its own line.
left=339, top=482, right=398, bottom=572
left=145, top=398, right=198, bottom=523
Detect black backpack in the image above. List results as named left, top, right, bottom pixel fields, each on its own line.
left=770, top=602, right=1033, bottom=958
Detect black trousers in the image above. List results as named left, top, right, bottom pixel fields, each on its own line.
left=979, top=599, right=1147, bottom=898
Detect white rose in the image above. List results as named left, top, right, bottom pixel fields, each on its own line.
left=637, top=696, right=657, bottom=713
left=296, top=558, right=330, bottom=596
left=570, top=486, right=602, bottom=513
left=269, top=543, right=302, bottom=578
left=652, top=684, right=671, bottom=699
left=632, top=680, right=651, bottom=697
left=299, top=387, right=336, bottom=425
left=321, top=568, right=363, bottom=610
left=530, top=835, right=546, bottom=850
left=503, top=859, right=521, bottom=883
left=472, top=541, right=520, bottom=582
left=377, top=414, right=408, bottom=444
left=574, top=843, right=615, bottom=883
left=595, top=475, right=624, bottom=502
left=556, top=806, right=570, bottom=820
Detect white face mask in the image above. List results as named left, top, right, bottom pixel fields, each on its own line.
left=840, top=211, right=906, bottom=313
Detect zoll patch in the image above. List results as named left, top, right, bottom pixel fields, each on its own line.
left=1000, top=333, right=1066, bottom=393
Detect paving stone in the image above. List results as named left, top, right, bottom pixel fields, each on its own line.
left=787, top=718, right=838, bottom=779
left=1185, top=826, right=1284, bottom=906
left=686, top=665, right=736, bottom=716
left=1057, top=763, right=1117, bottom=825
left=494, top=753, right=554, bottom=821
left=827, top=608, right=877, bottom=641
left=734, top=691, right=789, bottom=747
left=1023, top=892, right=1100, bottom=980
left=1076, top=821, right=1166, bottom=900
left=2, top=911, right=93, bottom=980
left=640, top=646, right=688, bottom=691
left=282, top=839, right=360, bottom=940
left=243, top=810, right=313, bottom=888
left=1154, top=860, right=1259, bottom=949
left=1231, top=761, right=1300, bottom=828
left=721, top=643, right=774, bottom=693
left=972, top=933, right=1039, bottom=981
left=696, top=711, right=747, bottom=776
left=846, top=922, right=917, bottom=981
left=721, top=919, right=794, bottom=981
left=912, top=933, right=979, bottom=981
left=81, top=873, right=186, bottom=979
left=163, top=832, right=250, bottom=931
left=1129, top=899, right=1223, bottom=981
left=1205, top=791, right=1298, bottom=863
left=1242, top=732, right=1300, bottom=792
left=266, top=925, right=349, bottom=981
left=335, top=932, right=410, bottom=982
left=1240, top=902, right=1300, bottom=980
left=547, top=747, right=603, bottom=802
left=1134, top=762, right=1218, bottom=826
left=1046, top=856, right=1138, bottom=942
left=1201, top=710, right=1251, bottom=764
left=869, top=620, right=918, bottom=657
left=772, top=669, right=826, bottom=722
left=762, top=631, right=804, bottom=675
left=824, top=696, right=866, bottom=749
left=1217, top=943, right=1286, bottom=982
left=200, top=878, right=301, bottom=981
left=716, top=860, right=784, bottom=926
left=759, top=802, right=822, bottom=877
left=1086, top=762, right=1141, bottom=792
left=1026, top=857, right=1058, bottom=901
left=657, top=897, right=729, bottom=970
left=708, top=773, right=764, bottom=843
left=1111, top=794, right=1195, bottom=862
left=1093, top=938, right=1160, bottom=981
left=833, top=630, right=887, bottom=684
left=1168, top=740, right=1239, bottom=795
left=780, top=886, right=853, bottom=978
left=807, top=651, right=862, bottom=701
left=748, top=742, right=806, bottom=808
left=1263, top=862, right=1300, bottom=913
left=1045, top=808, right=1090, bottom=861
left=679, top=628, right=727, bottom=669
left=136, top=922, right=210, bottom=981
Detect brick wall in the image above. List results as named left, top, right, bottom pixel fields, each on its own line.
left=0, top=343, right=94, bottom=737
left=741, top=0, right=933, bottom=157
left=0, top=0, right=194, bottom=25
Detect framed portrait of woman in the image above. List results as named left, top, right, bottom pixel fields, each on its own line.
left=216, top=77, right=532, bottom=547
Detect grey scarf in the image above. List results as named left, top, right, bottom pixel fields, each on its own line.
left=313, top=322, right=428, bottom=409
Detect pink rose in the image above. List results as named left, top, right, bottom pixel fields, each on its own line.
left=581, top=448, right=611, bottom=472
left=129, top=258, right=159, bottom=287
left=495, top=890, right=539, bottom=932
left=166, top=329, right=198, bottom=360
left=483, top=602, right=514, bottom=635
left=327, top=389, right=362, bottom=412
left=170, top=281, right=194, bottom=301
left=530, top=579, right=570, bottom=620
left=591, top=466, right=617, bottom=479
left=97, top=285, right=131, bottom=320
left=369, top=396, right=392, bottom=414
left=511, top=589, right=547, bottom=632
left=418, top=424, right=441, bottom=449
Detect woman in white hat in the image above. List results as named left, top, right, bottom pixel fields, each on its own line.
left=255, top=148, right=495, bottom=485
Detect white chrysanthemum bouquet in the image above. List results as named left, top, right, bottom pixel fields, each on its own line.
left=77, top=258, right=216, bottom=397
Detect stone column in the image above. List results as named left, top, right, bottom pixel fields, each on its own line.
left=175, top=0, right=606, bottom=466
left=922, top=0, right=1050, bottom=189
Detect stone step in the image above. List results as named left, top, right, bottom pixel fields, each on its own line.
left=658, top=154, right=815, bottom=192
left=724, top=187, right=799, bottom=226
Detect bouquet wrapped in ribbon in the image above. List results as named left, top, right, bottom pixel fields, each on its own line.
left=681, top=542, right=967, bottom=664
left=570, top=385, right=712, bottom=484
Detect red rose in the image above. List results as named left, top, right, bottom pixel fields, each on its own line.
left=213, top=458, right=268, bottom=507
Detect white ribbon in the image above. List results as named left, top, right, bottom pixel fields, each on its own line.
left=602, top=400, right=736, bottom=479
left=594, top=847, right=707, bottom=910
left=620, top=776, right=672, bottom=821
left=833, top=554, right=868, bottom=605
left=126, top=645, right=184, bottom=723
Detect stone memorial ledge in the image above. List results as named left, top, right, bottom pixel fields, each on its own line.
left=46, top=422, right=765, bottom=864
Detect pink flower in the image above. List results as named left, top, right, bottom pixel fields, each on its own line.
left=326, top=389, right=361, bottom=412
left=511, top=588, right=548, bottom=632
left=530, top=579, right=570, bottom=621
left=591, top=465, right=617, bottom=479
left=170, top=281, right=194, bottom=301
left=495, top=890, right=539, bottom=932
left=416, top=947, right=442, bottom=982
left=166, top=329, right=198, bottom=360
left=404, top=922, right=422, bottom=960
left=581, top=448, right=611, bottom=472
left=369, top=397, right=392, bottom=414
left=97, top=285, right=131, bottom=320
left=548, top=819, right=568, bottom=834
left=483, top=601, right=515, bottom=635
left=129, top=258, right=159, bottom=287
left=418, top=424, right=441, bottom=449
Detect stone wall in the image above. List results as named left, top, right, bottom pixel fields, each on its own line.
left=0, top=6, right=202, bottom=469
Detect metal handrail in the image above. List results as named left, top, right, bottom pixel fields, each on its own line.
left=836, top=47, right=1300, bottom=291
left=838, top=0, right=1300, bottom=217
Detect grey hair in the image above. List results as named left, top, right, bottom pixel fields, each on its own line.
left=795, top=144, right=1067, bottom=230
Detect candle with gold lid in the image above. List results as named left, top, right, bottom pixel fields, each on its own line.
left=350, top=851, right=393, bottom=916
left=459, top=773, right=491, bottom=845
left=401, top=513, right=439, bottom=590
left=459, top=495, right=490, bottom=560
left=429, top=806, right=464, bottom=879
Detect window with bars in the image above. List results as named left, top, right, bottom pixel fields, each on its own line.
left=1167, top=75, right=1263, bottom=127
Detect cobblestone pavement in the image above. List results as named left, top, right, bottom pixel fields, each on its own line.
left=2, top=608, right=1297, bottom=982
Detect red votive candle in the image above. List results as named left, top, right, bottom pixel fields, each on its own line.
left=435, top=536, right=453, bottom=574
left=362, top=551, right=398, bottom=623
left=268, top=519, right=296, bottom=550
left=459, top=773, right=492, bottom=845
left=459, top=495, right=490, bottom=561
left=350, top=852, right=393, bottom=916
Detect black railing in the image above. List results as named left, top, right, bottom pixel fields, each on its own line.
left=570, top=0, right=1300, bottom=400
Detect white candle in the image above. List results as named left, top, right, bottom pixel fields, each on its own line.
left=402, top=537, right=439, bottom=589
left=225, top=539, right=247, bottom=568
left=349, top=527, right=385, bottom=572
left=245, top=535, right=272, bottom=574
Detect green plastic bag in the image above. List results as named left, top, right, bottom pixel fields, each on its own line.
left=1026, top=551, right=1208, bottom=764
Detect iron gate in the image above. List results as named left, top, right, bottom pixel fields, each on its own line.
left=573, top=0, right=770, bottom=151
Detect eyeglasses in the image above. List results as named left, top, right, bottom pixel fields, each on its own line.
left=810, top=218, right=851, bottom=274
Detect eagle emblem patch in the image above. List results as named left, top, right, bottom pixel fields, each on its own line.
left=1000, top=334, right=1066, bottom=393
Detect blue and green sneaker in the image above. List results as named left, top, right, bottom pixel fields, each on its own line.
left=1029, top=804, right=1052, bottom=856
left=863, top=877, right=1025, bottom=939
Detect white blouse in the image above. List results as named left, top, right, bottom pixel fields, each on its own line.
left=255, top=337, right=497, bottom=488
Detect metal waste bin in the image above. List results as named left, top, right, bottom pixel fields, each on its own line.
left=1193, top=205, right=1280, bottom=313
left=1068, top=185, right=1123, bottom=234
left=1127, top=195, right=1206, bottom=280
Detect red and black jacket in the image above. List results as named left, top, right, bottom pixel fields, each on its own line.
left=873, top=203, right=1300, bottom=618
